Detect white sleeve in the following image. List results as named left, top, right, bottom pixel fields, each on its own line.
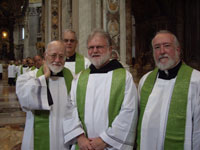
left=100, top=71, right=138, bottom=150
left=63, top=75, right=84, bottom=145
left=16, top=70, right=50, bottom=112
left=84, top=57, right=91, bottom=69
left=191, top=70, right=200, bottom=149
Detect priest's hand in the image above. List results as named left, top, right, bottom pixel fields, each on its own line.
left=77, top=134, right=94, bottom=150
left=89, top=137, right=107, bottom=150
left=43, top=61, right=51, bottom=79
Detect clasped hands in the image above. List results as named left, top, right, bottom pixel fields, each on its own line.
left=77, top=134, right=108, bottom=150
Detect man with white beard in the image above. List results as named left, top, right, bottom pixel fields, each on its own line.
left=16, top=41, right=73, bottom=150
left=136, top=30, right=200, bottom=150
left=63, top=29, right=138, bottom=150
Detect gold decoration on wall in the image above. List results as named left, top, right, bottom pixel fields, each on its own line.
left=51, top=0, right=59, bottom=40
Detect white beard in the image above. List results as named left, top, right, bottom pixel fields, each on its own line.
left=154, top=50, right=179, bottom=70
left=89, top=51, right=111, bottom=69
left=47, top=62, right=64, bottom=73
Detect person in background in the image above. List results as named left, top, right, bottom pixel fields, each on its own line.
left=8, top=60, right=17, bottom=86
left=136, top=30, right=200, bottom=150
left=110, top=49, right=130, bottom=71
left=18, top=58, right=29, bottom=76
left=27, top=58, right=36, bottom=71
left=16, top=41, right=73, bottom=150
left=33, top=55, right=44, bottom=69
left=62, top=29, right=91, bottom=76
left=63, top=29, right=138, bottom=150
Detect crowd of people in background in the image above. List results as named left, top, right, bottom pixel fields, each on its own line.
left=1, top=55, right=44, bottom=86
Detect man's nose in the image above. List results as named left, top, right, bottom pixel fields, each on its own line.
left=55, top=56, right=61, bottom=62
left=93, top=46, right=99, bottom=53
left=160, top=45, right=165, bottom=54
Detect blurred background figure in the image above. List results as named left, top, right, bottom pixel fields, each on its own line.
left=8, top=60, right=17, bottom=86
left=33, top=55, right=43, bottom=69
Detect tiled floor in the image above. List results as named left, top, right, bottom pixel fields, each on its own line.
left=0, top=79, right=25, bottom=150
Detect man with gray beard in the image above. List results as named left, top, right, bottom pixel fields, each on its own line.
left=63, top=29, right=138, bottom=150
left=136, top=30, right=200, bottom=150
left=16, top=41, right=73, bottom=150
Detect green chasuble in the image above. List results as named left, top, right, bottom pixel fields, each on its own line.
left=75, top=53, right=85, bottom=74
left=34, top=66, right=73, bottom=150
left=137, top=64, right=193, bottom=150
left=75, top=68, right=126, bottom=149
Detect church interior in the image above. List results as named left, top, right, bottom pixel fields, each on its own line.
left=0, top=0, right=199, bottom=149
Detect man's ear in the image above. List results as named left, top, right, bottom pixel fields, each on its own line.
left=176, top=46, right=181, bottom=55
left=109, top=46, right=113, bottom=52
left=43, top=52, right=47, bottom=60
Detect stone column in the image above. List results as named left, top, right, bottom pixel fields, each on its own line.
left=61, top=0, right=72, bottom=31
left=45, top=0, right=51, bottom=45
left=72, top=0, right=92, bottom=56
left=125, top=0, right=132, bottom=66
left=24, top=2, right=41, bottom=58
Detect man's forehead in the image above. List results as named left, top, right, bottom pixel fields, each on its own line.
left=153, top=33, right=173, bottom=43
left=88, top=35, right=107, bottom=43
left=63, top=32, right=75, bottom=37
left=48, top=47, right=65, bottom=54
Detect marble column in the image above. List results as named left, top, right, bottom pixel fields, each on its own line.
left=61, top=0, right=72, bottom=31
left=125, top=0, right=132, bottom=66
left=72, top=0, right=92, bottom=57
left=24, top=2, right=41, bottom=58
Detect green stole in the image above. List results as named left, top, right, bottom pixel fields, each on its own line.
left=31, top=66, right=36, bottom=71
left=34, top=66, right=73, bottom=150
left=75, top=68, right=126, bottom=149
left=20, top=65, right=23, bottom=74
left=75, top=53, right=85, bottom=74
left=137, top=64, right=193, bottom=150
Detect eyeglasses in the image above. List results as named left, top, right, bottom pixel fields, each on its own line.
left=153, top=42, right=174, bottom=51
left=88, top=45, right=108, bottom=51
left=47, top=53, right=65, bottom=60
left=63, top=39, right=76, bottom=43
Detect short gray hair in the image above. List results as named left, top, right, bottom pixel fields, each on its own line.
left=45, top=40, right=66, bottom=54
left=62, top=29, right=77, bottom=41
left=151, top=30, right=180, bottom=48
left=87, top=29, right=112, bottom=47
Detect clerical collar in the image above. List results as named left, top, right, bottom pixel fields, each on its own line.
left=158, top=61, right=182, bottom=80
left=90, top=59, right=123, bottom=74
left=66, top=53, right=76, bottom=62
left=23, top=65, right=28, bottom=67
left=50, top=71, right=63, bottom=77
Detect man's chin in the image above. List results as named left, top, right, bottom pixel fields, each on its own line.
left=49, top=66, right=64, bottom=73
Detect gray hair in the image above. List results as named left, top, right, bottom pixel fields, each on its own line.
left=45, top=40, right=66, bottom=54
left=62, top=29, right=77, bottom=41
left=151, top=30, right=180, bottom=48
left=87, top=29, right=112, bottom=47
